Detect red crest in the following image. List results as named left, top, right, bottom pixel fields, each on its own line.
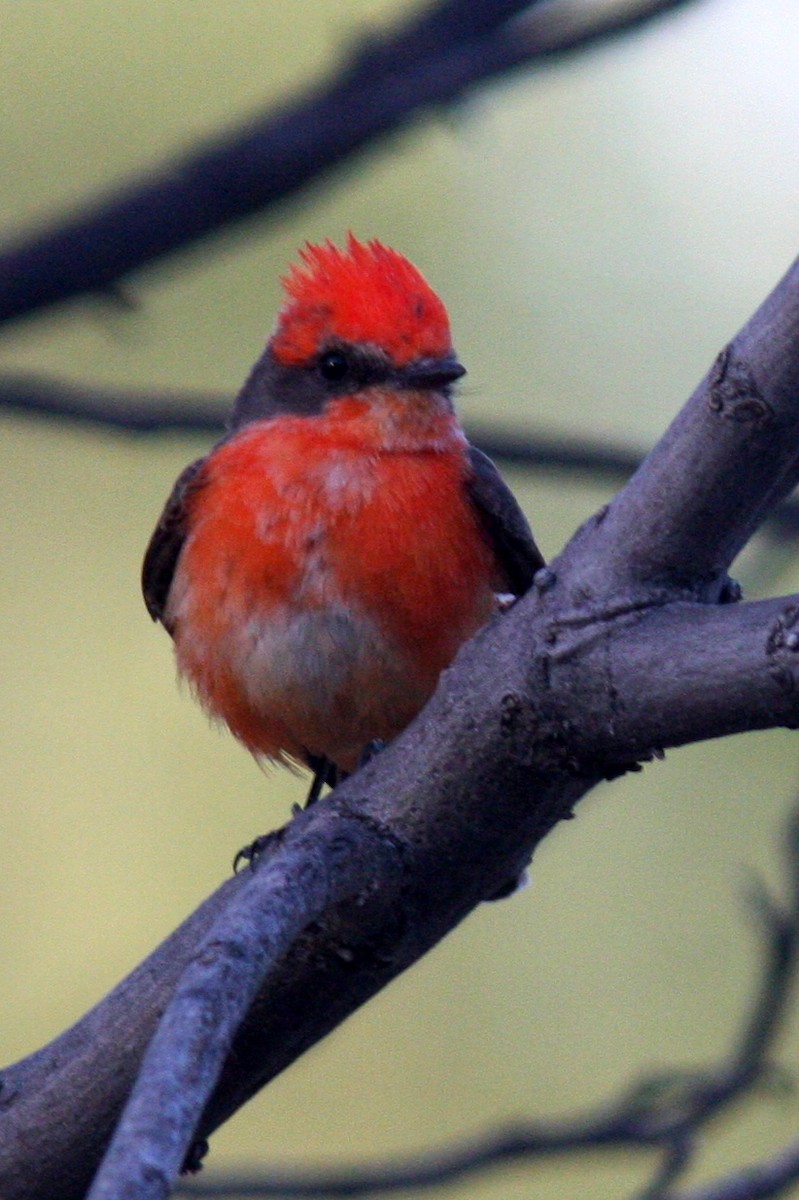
left=271, top=234, right=453, bottom=367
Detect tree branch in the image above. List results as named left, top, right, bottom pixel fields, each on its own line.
left=0, top=0, right=697, bottom=326
left=667, top=1139, right=799, bottom=1200
left=160, top=804, right=795, bottom=1198
left=87, top=811, right=404, bottom=1200
left=559, top=596, right=799, bottom=762
left=0, top=373, right=228, bottom=434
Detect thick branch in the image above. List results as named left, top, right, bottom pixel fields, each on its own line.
left=170, top=809, right=799, bottom=1197
left=0, top=704, right=590, bottom=1199
left=536, top=595, right=799, bottom=771
left=0, top=0, right=696, bottom=326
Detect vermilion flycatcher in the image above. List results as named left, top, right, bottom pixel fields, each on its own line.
left=143, top=236, right=543, bottom=800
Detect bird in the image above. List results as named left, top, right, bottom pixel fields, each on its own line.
left=142, top=235, right=544, bottom=805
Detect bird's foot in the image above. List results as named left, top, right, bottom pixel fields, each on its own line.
left=305, top=754, right=342, bottom=806
left=302, top=741, right=384, bottom=808
left=232, top=828, right=285, bottom=873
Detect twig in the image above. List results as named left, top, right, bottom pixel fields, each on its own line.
left=0, top=373, right=227, bottom=435
left=667, top=1138, right=799, bottom=1200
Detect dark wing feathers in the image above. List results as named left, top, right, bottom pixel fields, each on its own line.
left=466, top=445, right=544, bottom=596
left=142, top=456, right=208, bottom=631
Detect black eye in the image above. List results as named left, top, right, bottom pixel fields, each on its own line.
left=319, top=350, right=349, bottom=383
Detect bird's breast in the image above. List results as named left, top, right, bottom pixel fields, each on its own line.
left=166, top=414, right=498, bottom=764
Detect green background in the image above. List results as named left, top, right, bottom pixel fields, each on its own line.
left=3, top=2, right=799, bottom=1196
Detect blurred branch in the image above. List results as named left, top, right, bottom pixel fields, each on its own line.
left=0, top=373, right=228, bottom=435
left=166, top=803, right=799, bottom=1198
left=667, top=1138, right=799, bottom=1200
left=0, top=0, right=697, bottom=326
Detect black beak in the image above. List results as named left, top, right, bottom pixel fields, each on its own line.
left=399, top=356, right=466, bottom=390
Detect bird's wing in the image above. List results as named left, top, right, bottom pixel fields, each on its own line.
left=142, top=456, right=208, bottom=631
left=465, top=445, right=545, bottom=596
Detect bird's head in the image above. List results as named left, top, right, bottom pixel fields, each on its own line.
left=232, top=235, right=466, bottom=427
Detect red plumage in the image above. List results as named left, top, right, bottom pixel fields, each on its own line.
left=271, top=234, right=453, bottom=367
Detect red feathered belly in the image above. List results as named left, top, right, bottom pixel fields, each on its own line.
left=166, top=418, right=498, bottom=770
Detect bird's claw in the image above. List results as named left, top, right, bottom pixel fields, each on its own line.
left=232, top=830, right=282, bottom=873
